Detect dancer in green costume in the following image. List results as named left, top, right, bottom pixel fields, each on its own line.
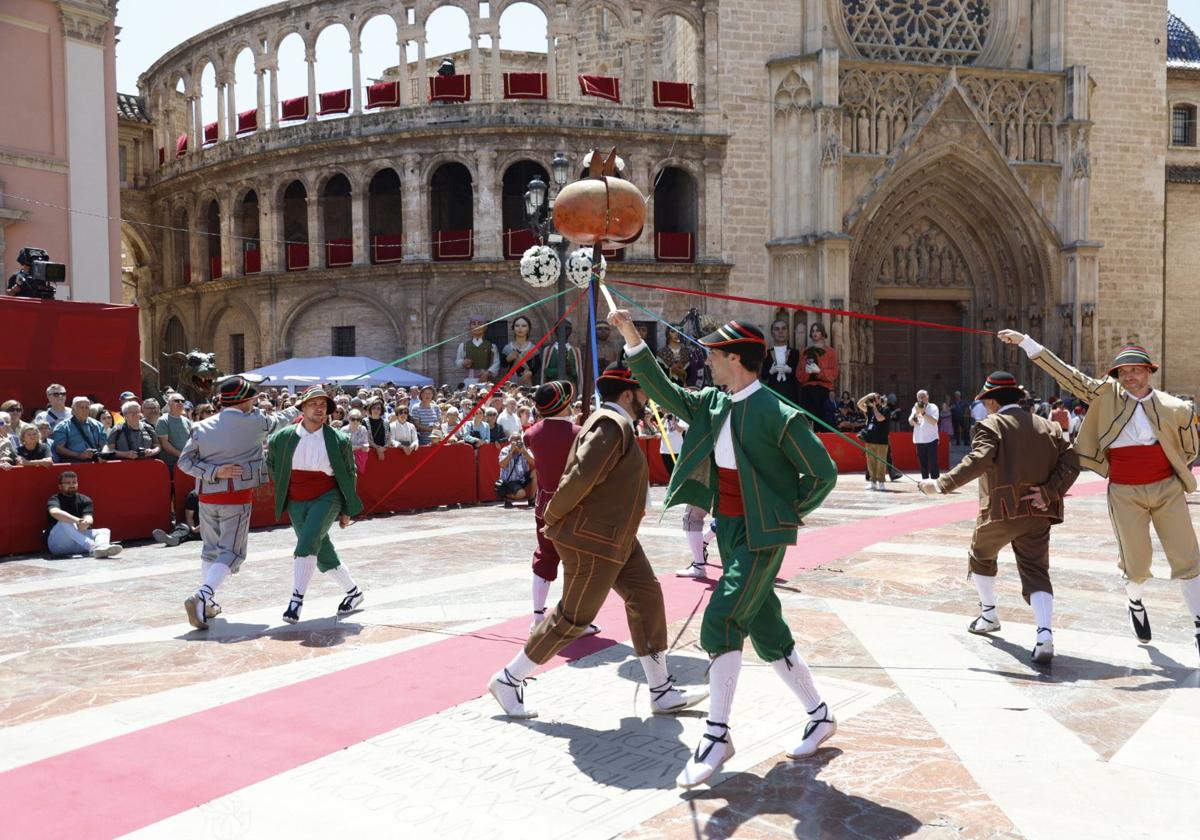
left=610, top=309, right=839, bottom=788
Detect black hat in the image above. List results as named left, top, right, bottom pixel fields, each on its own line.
left=975, top=371, right=1023, bottom=402
left=597, top=362, right=639, bottom=393
left=699, top=320, right=766, bottom=351
left=534, top=381, right=575, bottom=416
left=216, top=374, right=263, bottom=406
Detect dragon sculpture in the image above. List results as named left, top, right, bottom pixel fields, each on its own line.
left=161, top=350, right=224, bottom=405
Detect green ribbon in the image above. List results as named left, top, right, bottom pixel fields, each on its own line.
left=344, top=287, right=574, bottom=384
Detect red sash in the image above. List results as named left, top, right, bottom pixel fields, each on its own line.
left=1107, top=444, right=1174, bottom=486
left=200, top=489, right=253, bottom=505
left=289, top=469, right=336, bottom=501
left=717, top=467, right=745, bottom=517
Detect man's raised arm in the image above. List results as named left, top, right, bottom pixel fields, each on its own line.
left=998, top=329, right=1110, bottom=402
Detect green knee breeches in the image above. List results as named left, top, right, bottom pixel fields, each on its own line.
left=287, top=489, right=343, bottom=572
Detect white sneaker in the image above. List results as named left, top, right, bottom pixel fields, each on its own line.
left=650, top=676, right=709, bottom=715
left=676, top=722, right=735, bottom=788
left=675, top=562, right=706, bottom=579
left=91, top=543, right=122, bottom=558
left=488, top=668, right=538, bottom=719
left=786, top=705, right=837, bottom=758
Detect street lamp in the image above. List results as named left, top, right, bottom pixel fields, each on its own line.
left=525, top=156, right=571, bottom=388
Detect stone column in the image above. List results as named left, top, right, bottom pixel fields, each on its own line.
left=224, top=73, right=237, bottom=139
left=702, top=156, right=722, bottom=260
left=396, top=35, right=411, bottom=105
left=546, top=27, right=558, bottom=100
left=401, top=153, right=427, bottom=260
left=190, top=93, right=203, bottom=151
left=267, top=61, right=279, bottom=128
left=261, top=190, right=280, bottom=273
left=219, top=196, right=235, bottom=278
left=632, top=157, right=655, bottom=261
left=215, top=77, right=228, bottom=141
left=305, top=46, right=318, bottom=122
left=307, top=189, right=322, bottom=269
left=350, top=170, right=368, bottom=266
left=350, top=37, right=363, bottom=114
left=417, top=38, right=427, bottom=102
left=490, top=32, right=502, bottom=101
left=474, top=149, right=500, bottom=260
left=159, top=202, right=175, bottom=287
left=620, top=39, right=631, bottom=106
left=701, top=3, right=719, bottom=119
left=568, top=35, right=579, bottom=102
left=643, top=37, right=654, bottom=108
left=188, top=202, right=203, bottom=284
left=469, top=32, right=481, bottom=96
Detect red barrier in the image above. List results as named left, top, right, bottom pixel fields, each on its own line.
left=0, top=461, right=171, bottom=556
left=639, top=438, right=672, bottom=485
left=358, top=443, right=477, bottom=513
left=1, top=297, right=142, bottom=415
left=476, top=442, right=503, bottom=502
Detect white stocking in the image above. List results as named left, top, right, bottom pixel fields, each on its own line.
left=327, top=563, right=358, bottom=593
left=1030, top=591, right=1053, bottom=637
left=686, top=531, right=705, bottom=567
left=531, top=574, right=552, bottom=615
left=770, top=647, right=824, bottom=716
left=292, top=556, right=317, bottom=597
left=972, top=573, right=998, bottom=618
left=1181, top=576, right=1200, bottom=620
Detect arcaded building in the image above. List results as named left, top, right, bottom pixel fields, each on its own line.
left=119, top=1, right=1199, bottom=400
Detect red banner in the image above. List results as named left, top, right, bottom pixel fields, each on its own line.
left=655, top=231, right=694, bottom=263
left=371, top=234, right=404, bottom=263
left=0, top=297, right=142, bottom=419
left=579, top=74, right=620, bottom=102
left=326, top=238, right=352, bottom=267
left=601, top=245, right=625, bottom=261
left=653, top=80, right=694, bottom=109
left=280, top=95, right=308, bottom=122
left=158, top=146, right=165, bottom=166
left=318, top=88, right=351, bottom=115
left=366, top=80, right=400, bottom=109
left=503, top=228, right=537, bottom=260
left=286, top=243, right=309, bottom=271
left=243, top=249, right=261, bottom=274
left=0, top=461, right=172, bottom=557
left=236, top=108, right=257, bottom=134
left=175, top=133, right=188, bottom=157
left=503, top=72, right=547, bottom=100
left=359, top=444, right=478, bottom=512
left=434, top=229, right=473, bottom=261
left=429, top=74, right=471, bottom=103
left=209, top=255, right=222, bottom=280
left=203, top=121, right=218, bottom=144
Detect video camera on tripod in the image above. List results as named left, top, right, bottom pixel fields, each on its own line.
left=7, top=247, right=66, bottom=299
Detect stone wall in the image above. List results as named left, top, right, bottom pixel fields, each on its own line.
left=1163, top=180, right=1200, bottom=397
left=1065, top=0, right=1168, bottom=372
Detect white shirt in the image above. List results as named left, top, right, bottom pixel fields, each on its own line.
left=389, top=419, right=417, bottom=445
left=909, top=401, right=940, bottom=444
left=1020, top=334, right=1158, bottom=448
left=659, top=418, right=687, bottom=455
left=496, top=409, right=523, bottom=438
left=768, top=346, right=791, bottom=381
left=970, top=400, right=989, bottom=422
left=292, top=423, right=334, bottom=475
left=601, top=401, right=632, bottom=422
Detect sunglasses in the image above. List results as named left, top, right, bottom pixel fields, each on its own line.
left=49, top=392, right=66, bottom=397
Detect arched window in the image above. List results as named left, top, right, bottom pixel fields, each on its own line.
left=501, top=160, right=548, bottom=259
left=322, top=174, right=352, bottom=266
left=430, top=162, right=474, bottom=260
left=203, top=199, right=221, bottom=279
left=368, top=168, right=404, bottom=263
left=1172, top=104, right=1197, bottom=147
left=283, top=180, right=309, bottom=270
left=654, top=166, right=698, bottom=263
left=239, top=191, right=260, bottom=274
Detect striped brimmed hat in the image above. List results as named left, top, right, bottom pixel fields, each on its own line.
left=216, top=374, right=263, bottom=407
left=597, top=362, right=639, bottom=392
left=975, top=370, right=1023, bottom=402
left=1107, top=344, right=1158, bottom=377
left=534, top=380, right=575, bottom=416
left=295, top=385, right=335, bottom=413
left=699, top=320, right=766, bottom=350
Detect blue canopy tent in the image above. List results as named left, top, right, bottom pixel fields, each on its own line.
left=245, top=356, right=433, bottom=388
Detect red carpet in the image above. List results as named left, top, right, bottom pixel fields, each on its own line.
left=0, top=483, right=1109, bottom=837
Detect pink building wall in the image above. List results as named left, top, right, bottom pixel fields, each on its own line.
left=0, top=0, right=121, bottom=302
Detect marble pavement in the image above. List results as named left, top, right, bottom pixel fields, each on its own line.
left=1, top=470, right=1197, bottom=839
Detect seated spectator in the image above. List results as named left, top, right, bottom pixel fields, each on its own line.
left=51, top=396, right=106, bottom=463
left=365, top=399, right=391, bottom=460
left=152, top=489, right=200, bottom=547
left=36, top=383, right=70, bottom=427
left=46, top=471, right=122, bottom=557
left=2, top=399, right=33, bottom=447
left=13, top=425, right=52, bottom=466
left=389, top=406, right=418, bottom=454
left=410, top=386, right=440, bottom=446
left=461, top=410, right=493, bottom=448
left=496, top=432, right=536, bottom=509
left=107, top=401, right=161, bottom=460
left=0, top=412, right=13, bottom=466
left=155, top=393, right=192, bottom=471
left=346, top=410, right=371, bottom=472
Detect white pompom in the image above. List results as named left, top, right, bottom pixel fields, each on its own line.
left=519, top=245, right=561, bottom=288
left=565, top=248, right=607, bottom=288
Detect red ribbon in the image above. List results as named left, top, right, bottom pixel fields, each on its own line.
left=363, top=289, right=589, bottom=514
left=608, top=278, right=994, bottom=336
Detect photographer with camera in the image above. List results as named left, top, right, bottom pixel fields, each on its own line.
left=496, top=431, right=536, bottom=509
left=106, top=401, right=161, bottom=461
left=908, top=388, right=941, bottom=480
left=50, top=396, right=106, bottom=463
left=857, top=392, right=892, bottom=491
left=6, top=247, right=61, bottom=299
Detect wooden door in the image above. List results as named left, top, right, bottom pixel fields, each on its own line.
left=872, top=300, right=965, bottom=413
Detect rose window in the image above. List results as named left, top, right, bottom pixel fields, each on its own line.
left=841, top=0, right=992, bottom=65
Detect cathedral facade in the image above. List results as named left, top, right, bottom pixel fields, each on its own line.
left=118, top=1, right=1196, bottom=402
